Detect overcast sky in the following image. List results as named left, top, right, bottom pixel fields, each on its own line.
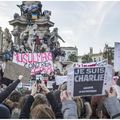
left=0, top=1, right=120, bottom=55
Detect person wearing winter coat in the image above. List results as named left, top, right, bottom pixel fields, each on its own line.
left=0, top=75, right=23, bottom=103
left=60, top=90, right=78, bottom=119
left=0, top=75, right=23, bottom=118
left=19, top=81, right=63, bottom=119
left=103, top=87, right=120, bottom=119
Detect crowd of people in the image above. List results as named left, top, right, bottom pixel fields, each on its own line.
left=0, top=66, right=120, bottom=119
left=1, top=1, right=120, bottom=119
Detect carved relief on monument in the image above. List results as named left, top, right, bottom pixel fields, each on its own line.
left=0, top=27, right=3, bottom=53
left=9, top=1, right=65, bottom=62
left=2, top=28, right=13, bottom=53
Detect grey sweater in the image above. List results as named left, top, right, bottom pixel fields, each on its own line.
left=62, top=100, right=78, bottom=119
left=104, top=96, right=120, bottom=119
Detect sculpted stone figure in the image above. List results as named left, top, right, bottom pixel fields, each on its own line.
left=20, top=26, right=30, bottom=41
left=27, top=24, right=38, bottom=52
left=17, top=1, right=42, bottom=18
left=12, top=26, right=20, bottom=45
left=43, top=30, right=50, bottom=45
left=42, top=10, right=51, bottom=20
left=20, top=24, right=39, bottom=52
left=14, top=13, right=20, bottom=19
left=40, top=39, right=50, bottom=52
left=2, top=28, right=13, bottom=53
left=0, top=27, right=3, bottom=53
left=49, top=27, right=65, bottom=50
left=20, top=26, right=30, bottom=51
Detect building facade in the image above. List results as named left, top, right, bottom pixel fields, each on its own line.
left=61, top=46, right=78, bottom=61
left=78, top=48, right=104, bottom=63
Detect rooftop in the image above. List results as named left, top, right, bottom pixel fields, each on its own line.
left=61, top=46, right=78, bottom=50
left=78, top=52, right=103, bottom=58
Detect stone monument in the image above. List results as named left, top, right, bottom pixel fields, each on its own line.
left=9, top=1, right=54, bottom=48
left=0, top=27, right=3, bottom=58
left=2, top=28, right=13, bottom=53
left=9, top=1, right=65, bottom=55
left=8, top=1, right=66, bottom=75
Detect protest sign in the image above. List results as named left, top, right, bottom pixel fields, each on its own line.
left=13, top=52, right=54, bottom=75
left=72, top=59, right=108, bottom=68
left=3, top=61, right=31, bottom=83
left=55, top=75, right=68, bottom=85
left=114, top=42, right=120, bottom=71
left=96, top=59, right=108, bottom=66
left=22, top=83, right=32, bottom=90
left=47, top=81, right=54, bottom=89
left=67, top=65, right=113, bottom=97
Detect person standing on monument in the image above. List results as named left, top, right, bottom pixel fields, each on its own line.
left=35, top=35, right=41, bottom=52
left=27, top=11, right=32, bottom=26
left=0, top=75, right=23, bottom=119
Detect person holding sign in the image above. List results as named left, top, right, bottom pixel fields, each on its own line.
left=103, top=87, right=120, bottom=119
left=60, top=90, right=78, bottom=119
left=19, top=80, right=63, bottom=119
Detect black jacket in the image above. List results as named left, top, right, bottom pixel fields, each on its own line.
left=19, top=95, right=34, bottom=119
left=0, top=79, right=20, bottom=103
left=19, top=92, right=63, bottom=119
left=46, top=92, right=63, bottom=118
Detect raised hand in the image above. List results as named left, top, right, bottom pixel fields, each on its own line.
left=60, top=90, right=72, bottom=102
left=18, top=75, right=24, bottom=81
left=105, top=87, right=117, bottom=97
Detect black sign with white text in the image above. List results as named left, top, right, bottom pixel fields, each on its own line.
left=73, top=67, right=105, bottom=96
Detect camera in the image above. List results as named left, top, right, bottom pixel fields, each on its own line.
left=36, top=79, right=41, bottom=84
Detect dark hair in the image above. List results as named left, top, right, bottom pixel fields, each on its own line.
left=116, top=79, right=120, bottom=86
left=9, top=90, right=22, bottom=102
left=114, top=72, right=119, bottom=76
left=96, top=101, right=110, bottom=118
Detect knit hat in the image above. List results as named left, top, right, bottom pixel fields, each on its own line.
left=0, top=104, right=11, bottom=118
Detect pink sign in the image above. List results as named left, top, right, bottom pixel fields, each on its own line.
left=13, top=52, right=54, bottom=75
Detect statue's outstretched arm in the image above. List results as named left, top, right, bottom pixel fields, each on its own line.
left=58, top=35, right=65, bottom=42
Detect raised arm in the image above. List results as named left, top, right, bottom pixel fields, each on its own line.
left=60, top=90, right=78, bottom=119
left=58, top=35, right=65, bottom=43
left=0, top=75, right=23, bottom=103
left=39, top=81, right=63, bottom=118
